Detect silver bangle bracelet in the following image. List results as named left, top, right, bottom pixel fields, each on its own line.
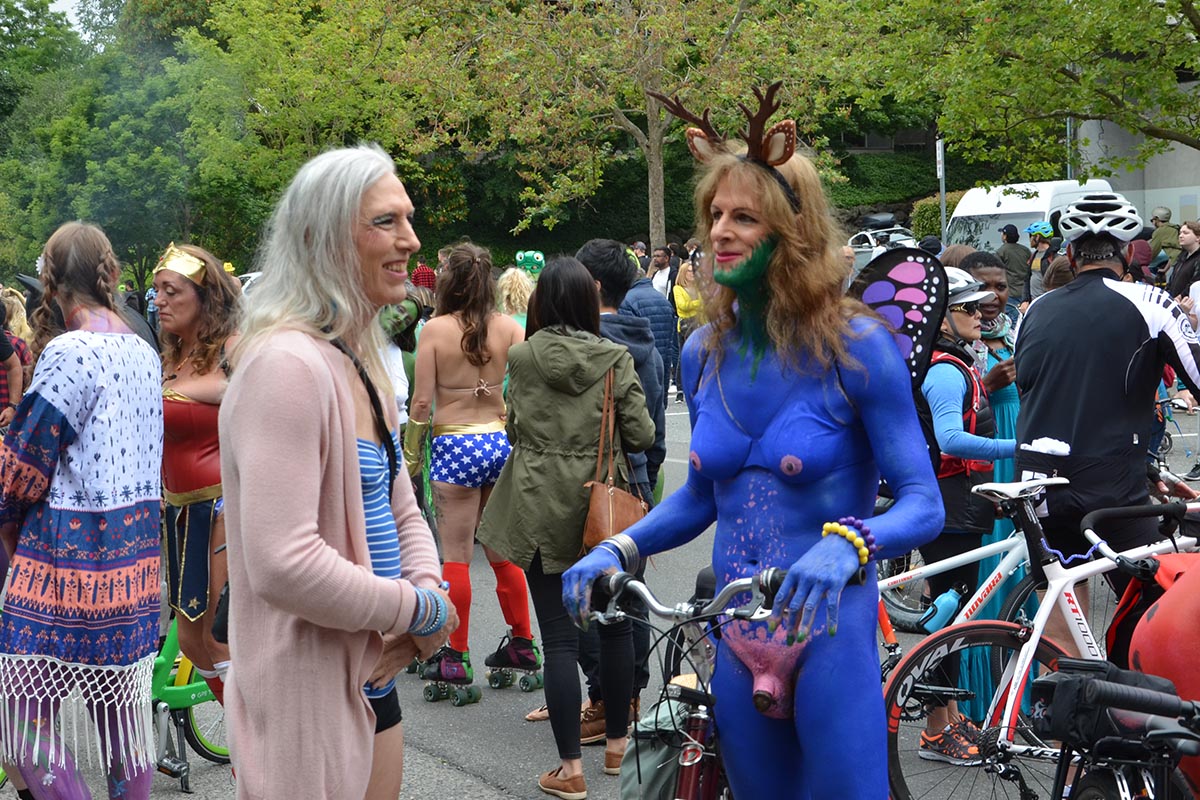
left=609, top=533, right=641, bottom=575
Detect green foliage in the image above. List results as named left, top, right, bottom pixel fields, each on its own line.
left=810, top=0, right=1200, bottom=179
left=825, top=152, right=1002, bottom=209
left=910, top=191, right=966, bottom=238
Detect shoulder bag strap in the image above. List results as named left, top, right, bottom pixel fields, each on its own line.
left=604, top=368, right=616, bottom=485
left=593, top=368, right=611, bottom=483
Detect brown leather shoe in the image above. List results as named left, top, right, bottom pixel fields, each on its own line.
left=538, top=767, right=587, bottom=800
left=580, top=699, right=607, bottom=744
left=603, top=748, right=623, bottom=775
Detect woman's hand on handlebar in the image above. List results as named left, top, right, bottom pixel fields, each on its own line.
left=562, top=547, right=622, bottom=630
left=770, top=534, right=860, bottom=644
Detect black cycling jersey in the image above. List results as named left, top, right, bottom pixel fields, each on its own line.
left=1014, top=268, right=1200, bottom=548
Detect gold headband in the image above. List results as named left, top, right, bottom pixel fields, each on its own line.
left=154, top=243, right=206, bottom=285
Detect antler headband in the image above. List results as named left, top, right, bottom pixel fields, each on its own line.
left=648, top=82, right=800, bottom=212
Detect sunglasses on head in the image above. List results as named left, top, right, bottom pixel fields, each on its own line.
left=949, top=301, right=981, bottom=315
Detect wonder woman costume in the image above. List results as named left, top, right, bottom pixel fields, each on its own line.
left=163, top=387, right=222, bottom=621
left=428, top=419, right=511, bottom=488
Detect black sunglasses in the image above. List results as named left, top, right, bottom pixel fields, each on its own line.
left=948, top=301, right=981, bottom=315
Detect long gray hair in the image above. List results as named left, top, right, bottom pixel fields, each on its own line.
left=237, top=144, right=397, bottom=389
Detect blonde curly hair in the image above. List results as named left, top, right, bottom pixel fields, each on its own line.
left=497, top=267, right=534, bottom=317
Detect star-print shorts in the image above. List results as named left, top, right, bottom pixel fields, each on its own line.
left=429, top=431, right=512, bottom=488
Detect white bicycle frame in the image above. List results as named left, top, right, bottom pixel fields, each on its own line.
left=986, top=515, right=1199, bottom=755
left=877, top=534, right=1031, bottom=626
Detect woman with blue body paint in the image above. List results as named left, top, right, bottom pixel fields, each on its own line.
left=562, top=86, right=944, bottom=799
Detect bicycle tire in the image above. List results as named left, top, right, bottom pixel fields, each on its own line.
left=877, top=548, right=929, bottom=633
left=1072, top=770, right=1121, bottom=800
left=884, top=620, right=1070, bottom=800
left=175, top=661, right=230, bottom=764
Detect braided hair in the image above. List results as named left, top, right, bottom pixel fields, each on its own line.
left=31, top=222, right=121, bottom=358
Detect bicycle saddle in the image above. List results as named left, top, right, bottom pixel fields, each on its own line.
left=972, top=476, right=1070, bottom=501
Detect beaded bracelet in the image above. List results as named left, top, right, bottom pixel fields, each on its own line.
left=821, top=517, right=880, bottom=566
left=411, top=588, right=447, bottom=637
left=412, top=588, right=428, bottom=631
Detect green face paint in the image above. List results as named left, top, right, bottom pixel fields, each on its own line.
left=713, top=237, right=774, bottom=291
left=715, top=238, right=775, bottom=376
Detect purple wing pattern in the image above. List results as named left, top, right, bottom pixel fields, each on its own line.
left=848, top=248, right=947, bottom=388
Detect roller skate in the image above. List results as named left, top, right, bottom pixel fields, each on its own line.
left=404, top=657, right=421, bottom=675
left=483, top=630, right=544, bottom=692
left=419, top=646, right=481, bottom=706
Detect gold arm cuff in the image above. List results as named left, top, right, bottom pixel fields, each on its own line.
left=164, top=484, right=223, bottom=506
left=431, top=420, right=506, bottom=437
left=403, top=418, right=430, bottom=477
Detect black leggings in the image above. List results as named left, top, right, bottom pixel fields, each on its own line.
left=526, top=550, right=633, bottom=760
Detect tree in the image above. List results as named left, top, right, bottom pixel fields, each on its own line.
left=810, top=0, right=1200, bottom=178
left=0, top=0, right=80, bottom=128
left=405, top=0, right=839, bottom=246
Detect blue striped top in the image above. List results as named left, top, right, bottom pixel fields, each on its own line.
left=358, top=432, right=402, bottom=698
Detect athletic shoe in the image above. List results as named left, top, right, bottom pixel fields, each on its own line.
left=949, top=713, right=983, bottom=744
left=538, top=767, right=587, bottom=800
left=918, top=725, right=982, bottom=766
left=603, top=748, right=623, bottom=776
left=1186, top=461, right=1200, bottom=481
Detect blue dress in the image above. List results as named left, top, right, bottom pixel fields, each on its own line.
left=961, top=340, right=1027, bottom=721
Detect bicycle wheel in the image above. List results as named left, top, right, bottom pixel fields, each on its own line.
left=877, top=548, right=929, bottom=633
left=884, top=620, right=1070, bottom=800
left=995, top=572, right=1120, bottom=665
left=1072, top=770, right=1121, bottom=800
left=174, top=661, right=230, bottom=764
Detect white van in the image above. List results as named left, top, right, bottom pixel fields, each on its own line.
left=945, top=179, right=1114, bottom=253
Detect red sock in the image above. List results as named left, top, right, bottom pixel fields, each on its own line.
left=489, top=560, right=533, bottom=640
left=443, top=561, right=472, bottom=653
left=202, top=674, right=225, bottom=706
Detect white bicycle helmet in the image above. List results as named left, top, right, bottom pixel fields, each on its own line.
left=1057, top=193, right=1143, bottom=243
left=944, top=267, right=995, bottom=305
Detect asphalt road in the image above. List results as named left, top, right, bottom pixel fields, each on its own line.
left=45, top=403, right=1200, bottom=799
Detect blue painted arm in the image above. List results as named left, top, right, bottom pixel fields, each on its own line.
left=922, top=363, right=1016, bottom=461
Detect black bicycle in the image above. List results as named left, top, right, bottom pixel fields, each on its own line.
left=1033, top=659, right=1198, bottom=799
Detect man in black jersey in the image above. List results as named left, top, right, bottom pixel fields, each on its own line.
left=1016, top=193, right=1200, bottom=580
left=1015, top=193, right=1200, bottom=656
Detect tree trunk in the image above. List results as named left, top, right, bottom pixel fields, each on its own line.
left=646, top=101, right=667, bottom=250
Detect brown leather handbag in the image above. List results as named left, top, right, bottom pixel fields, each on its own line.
left=581, top=369, right=648, bottom=553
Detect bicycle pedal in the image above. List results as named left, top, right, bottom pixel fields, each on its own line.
left=157, top=756, right=189, bottom=779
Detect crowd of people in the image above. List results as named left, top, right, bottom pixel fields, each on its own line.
left=0, top=86, right=1198, bottom=800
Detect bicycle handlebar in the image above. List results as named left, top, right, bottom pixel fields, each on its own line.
left=1078, top=502, right=1195, bottom=574
left=1082, top=680, right=1194, bottom=721
left=590, top=567, right=787, bottom=625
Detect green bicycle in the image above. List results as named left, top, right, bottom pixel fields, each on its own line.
left=152, top=617, right=230, bottom=791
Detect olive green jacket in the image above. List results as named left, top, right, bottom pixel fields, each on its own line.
left=477, top=327, right=655, bottom=573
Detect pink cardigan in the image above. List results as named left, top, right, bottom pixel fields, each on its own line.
left=219, top=330, right=442, bottom=800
